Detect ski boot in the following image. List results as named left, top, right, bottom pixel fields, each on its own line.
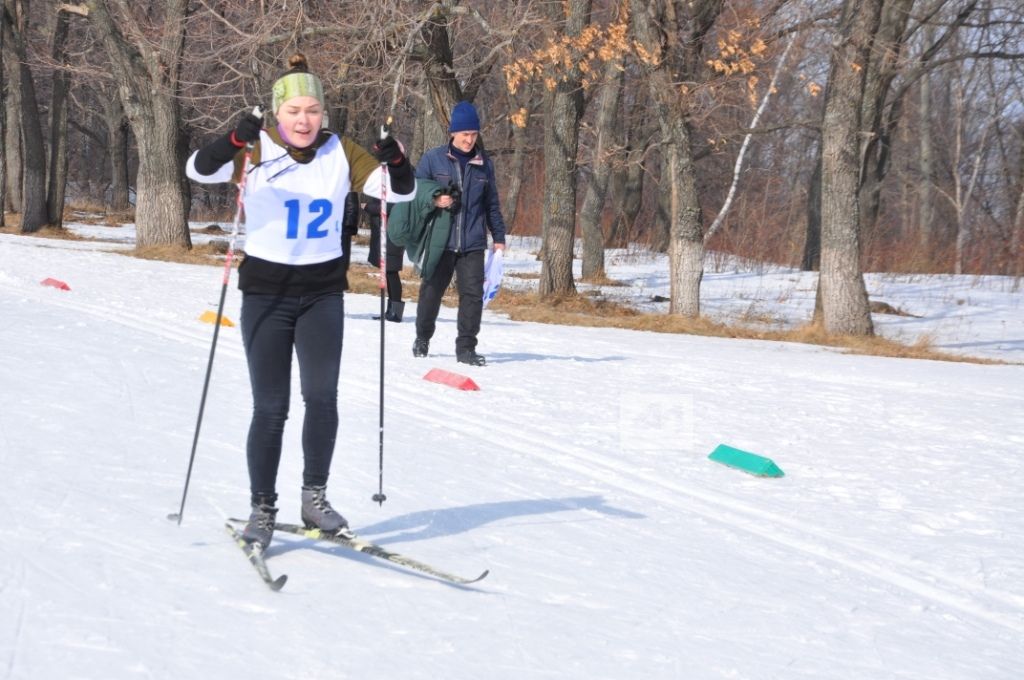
left=242, top=495, right=278, bottom=550
left=301, top=485, right=349, bottom=535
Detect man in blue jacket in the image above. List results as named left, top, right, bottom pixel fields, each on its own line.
left=412, top=101, right=507, bottom=366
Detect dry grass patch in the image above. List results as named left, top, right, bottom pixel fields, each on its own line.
left=769, top=323, right=1001, bottom=364
left=0, top=222, right=86, bottom=240
left=126, top=243, right=232, bottom=266
left=579, top=272, right=628, bottom=287
left=345, top=264, right=423, bottom=299
left=487, top=289, right=1000, bottom=364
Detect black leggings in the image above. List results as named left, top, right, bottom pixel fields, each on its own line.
left=240, top=291, right=344, bottom=500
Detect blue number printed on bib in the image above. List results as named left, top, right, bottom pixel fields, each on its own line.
left=285, top=198, right=334, bottom=239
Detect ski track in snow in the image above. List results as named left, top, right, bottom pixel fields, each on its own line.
left=7, top=269, right=1023, bottom=636
left=4, top=235, right=1023, bottom=680
left=380, top=379, right=1024, bottom=635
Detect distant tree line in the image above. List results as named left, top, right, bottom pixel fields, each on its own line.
left=3, top=0, right=1022, bottom=335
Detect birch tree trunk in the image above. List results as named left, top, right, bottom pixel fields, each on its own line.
left=631, top=0, right=715, bottom=317
left=819, top=0, right=882, bottom=336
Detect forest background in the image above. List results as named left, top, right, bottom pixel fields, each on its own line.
left=2, top=0, right=1022, bottom=338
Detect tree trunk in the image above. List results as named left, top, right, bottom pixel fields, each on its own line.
left=0, top=8, right=6, bottom=226
left=420, top=14, right=463, bottom=135
left=102, top=93, right=131, bottom=212
left=500, top=85, right=528, bottom=231
left=631, top=0, right=714, bottom=317
left=2, top=14, right=22, bottom=214
left=7, top=0, right=47, bottom=233
left=652, top=175, right=670, bottom=253
left=917, top=65, right=933, bottom=253
left=664, top=135, right=704, bottom=317
left=1012, top=150, right=1024, bottom=276
left=819, top=0, right=882, bottom=336
left=802, top=144, right=822, bottom=271
left=46, top=9, right=72, bottom=228
left=538, top=0, right=591, bottom=297
left=85, top=0, right=191, bottom=249
left=856, top=0, right=915, bottom=236
left=579, top=56, right=624, bottom=280
left=606, top=144, right=644, bottom=248
left=539, top=81, right=583, bottom=295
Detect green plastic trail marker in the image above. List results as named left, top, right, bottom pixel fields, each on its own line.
left=708, top=444, right=784, bottom=477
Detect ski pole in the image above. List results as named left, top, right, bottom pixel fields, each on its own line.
left=169, top=106, right=262, bottom=525
left=373, top=117, right=392, bottom=506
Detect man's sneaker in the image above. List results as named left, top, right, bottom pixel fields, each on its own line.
left=242, top=500, right=278, bottom=550
left=301, top=485, right=349, bottom=533
left=413, top=337, right=429, bottom=357
left=457, top=350, right=487, bottom=366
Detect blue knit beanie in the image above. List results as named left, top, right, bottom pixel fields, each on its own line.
left=449, top=101, right=481, bottom=133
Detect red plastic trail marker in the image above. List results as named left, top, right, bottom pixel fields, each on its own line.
left=40, top=278, right=71, bottom=291
left=423, top=368, right=480, bottom=391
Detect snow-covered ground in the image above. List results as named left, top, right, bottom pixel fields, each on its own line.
left=1, top=224, right=1021, bottom=679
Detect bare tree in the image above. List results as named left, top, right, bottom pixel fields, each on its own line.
left=4, top=0, right=47, bottom=233
left=1013, top=135, right=1024, bottom=274
left=917, top=31, right=934, bottom=252
left=578, top=44, right=625, bottom=280
left=936, top=54, right=1001, bottom=274
left=100, top=91, right=130, bottom=212
left=818, top=0, right=882, bottom=336
left=0, top=3, right=6, bottom=225
left=46, top=7, right=73, bottom=227
left=538, top=0, right=592, bottom=296
left=82, top=0, right=191, bottom=249
left=630, top=0, right=725, bottom=316
left=3, top=62, right=22, bottom=214
left=606, top=90, right=651, bottom=248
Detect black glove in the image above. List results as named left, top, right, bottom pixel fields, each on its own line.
left=372, top=135, right=403, bottom=165
left=231, top=111, right=263, bottom=146
left=447, top=185, right=462, bottom=214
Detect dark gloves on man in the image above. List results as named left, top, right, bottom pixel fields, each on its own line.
left=446, top=185, right=462, bottom=214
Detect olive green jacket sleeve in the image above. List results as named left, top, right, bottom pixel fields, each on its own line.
left=389, top=179, right=452, bottom=280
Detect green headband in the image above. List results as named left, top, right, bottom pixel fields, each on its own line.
left=272, top=72, right=325, bottom=113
